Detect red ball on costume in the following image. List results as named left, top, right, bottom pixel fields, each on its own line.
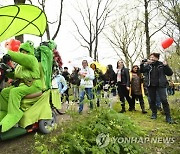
left=161, top=38, right=174, bottom=49
left=5, top=39, right=21, bottom=52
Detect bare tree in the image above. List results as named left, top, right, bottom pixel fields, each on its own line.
left=72, top=0, right=114, bottom=61
left=158, top=0, right=180, bottom=55
left=105, top=17, right=144, bottom=68
left=38, top=0, right=64, bottom=40
left=142, top=0, right=169, bottom=57
left=156, top=0, right=180, bottom=81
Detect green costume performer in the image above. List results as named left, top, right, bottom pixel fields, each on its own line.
left=0, top=41, right=42, bottom=132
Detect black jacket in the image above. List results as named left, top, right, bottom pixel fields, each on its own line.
left=140, top=61, right=173, bottom=88
left=116, top=67, right=130, bottom=87
left=104, top=69, right=116, bottom=86
left=93, top=68, right=104, bottom=90
left=69, top=70, right=80, bottom=86
left=62, top=72, right=70, bottom=81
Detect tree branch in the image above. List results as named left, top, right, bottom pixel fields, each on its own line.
left=52, top=0, right=64, bottom=40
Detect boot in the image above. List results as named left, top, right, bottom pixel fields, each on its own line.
left=120, top=105, right=126, bottom=113
left=140, top=101, right=147, bottom=114
left=142, top=110, right=147, bottom=114
left=166, top=116, right=173, bottom=124
left=151, top=113, right=157, bottom=119
left=128, top=107, right=136, bottom=111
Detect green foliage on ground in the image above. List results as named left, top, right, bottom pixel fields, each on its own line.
left=33, top=91, right=180, bottom=154
left=34, top=108, right=144, bottom=154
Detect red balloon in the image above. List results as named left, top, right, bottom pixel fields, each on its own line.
left=161, top=38, right=174, bottom=49
left=5, top=39, right=21, bottom=52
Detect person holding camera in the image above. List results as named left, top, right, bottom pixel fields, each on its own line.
left=140, top=53, right=173, bottom=123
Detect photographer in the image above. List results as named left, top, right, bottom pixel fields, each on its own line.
left=140, top=53, right=173, bottom=123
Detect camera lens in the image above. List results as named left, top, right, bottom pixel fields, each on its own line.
left=142, top=59, right=147, bottom=62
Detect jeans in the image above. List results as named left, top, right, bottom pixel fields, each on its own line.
left=156, top=92, right=161, bottom=109
left=147, top=91, right=161, bottom=109
left=148, top=87, right=171, bottom=117
left=61, top=88, right=69, bottom=103
left=79, top=88, right=93, bottom=113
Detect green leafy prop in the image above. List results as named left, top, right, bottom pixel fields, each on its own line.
left=0, top=4, right=47, bottom=42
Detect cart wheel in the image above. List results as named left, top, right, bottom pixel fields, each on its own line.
left=39, top=112, right=57, bottom=134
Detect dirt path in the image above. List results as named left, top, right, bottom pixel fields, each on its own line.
left=0, top=102, right=88, bottom=154
left=0, top=115, right=72, bottom=154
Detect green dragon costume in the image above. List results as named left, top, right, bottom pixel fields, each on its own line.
left=0, top=41, right=43, bottom=132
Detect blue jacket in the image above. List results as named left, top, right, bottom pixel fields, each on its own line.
left=52, top=74, right=67, bottom=94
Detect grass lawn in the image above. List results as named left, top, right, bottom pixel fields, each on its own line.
left=113, top=91, right=180, bottom=154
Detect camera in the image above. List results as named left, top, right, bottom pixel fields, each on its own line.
left=142, top=59, right=148, bottom=63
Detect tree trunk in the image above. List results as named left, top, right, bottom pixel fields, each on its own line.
left=144, top=0, right=150, bottom=57
left=14, top=0, right=25, bottom=4
left=15, top=35, right=24, bottom=43
left=46, top=24, right=51, bottom=40
left=89, top=42, right=92, bottom=58
left=94, top=37, right=98, bottom=61
left=124, top=55, right=129, bottom=68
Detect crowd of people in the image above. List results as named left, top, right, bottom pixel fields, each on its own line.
left=55, top=52, right=174, bottom=124
left=0, top=39, right=175, bottom=134
left=0, top=41, right=174, bottom=129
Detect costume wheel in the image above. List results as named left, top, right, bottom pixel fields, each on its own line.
left=38, top=112, right=57, bottom=134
